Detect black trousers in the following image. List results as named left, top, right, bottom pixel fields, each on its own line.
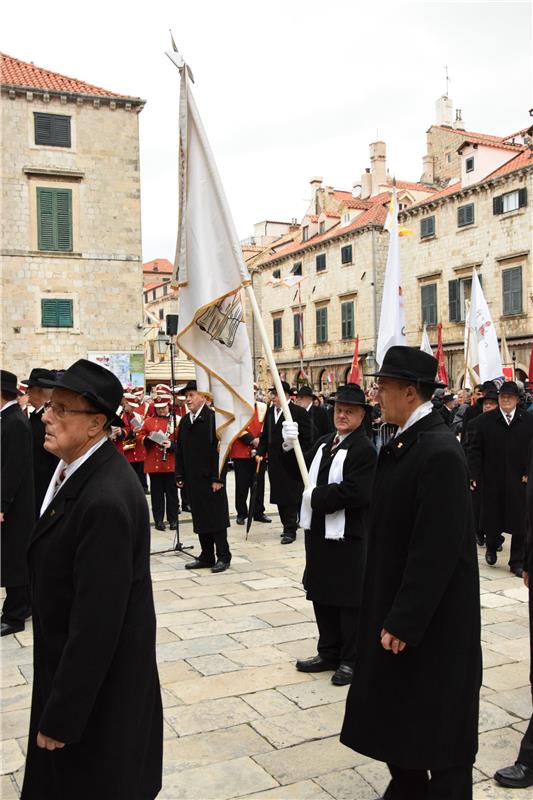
left=233, top=458, right=265, bottom=518
left=313, top=602, right=359, bottom=667
left=198, top=530, right=231, bottom=565
left=130, top=460, right=147, bottom=490
left=278, top=503, right=299, bottom=537
left=384, top=763, right=473, bottom=800
left=149, top=472, right=178, bottom=525
left=2, top=585, right=30, bottom=626
left=486, top=529, right=524, bottom=569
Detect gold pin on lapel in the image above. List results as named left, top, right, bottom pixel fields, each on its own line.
left=397, top=442, right=404, bottom=449
left=50, top=510, right=56, bottom=516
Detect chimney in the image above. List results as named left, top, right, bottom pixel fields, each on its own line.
left=453, top=108, right=465, bottom=131
left=360, top=168, right=372, bottom=200
left=369, top=141, right=386, bottom=196
left=436, top=95, right=453, bottom=127
left=309, top=176, right=323, bottom=214
left=352, top=182, right=362, bottom=198
left=421, top=154, right=434, bottom=185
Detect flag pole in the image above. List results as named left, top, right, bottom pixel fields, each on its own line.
left=463, top=324, right=471, bottom=390
left=244, top=283, right=310, bottom=489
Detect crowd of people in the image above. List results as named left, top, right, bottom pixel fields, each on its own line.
left=1, top=346, right=533, bottom=799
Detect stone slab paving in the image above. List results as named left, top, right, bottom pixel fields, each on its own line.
left=2, top=474, right=533, bottom=798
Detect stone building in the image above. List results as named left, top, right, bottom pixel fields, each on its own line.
left=1, top=53, right=146, bottom=380
left=250, top=97, right=532, bottom=389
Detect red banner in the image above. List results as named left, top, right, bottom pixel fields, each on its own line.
left=436, top=323, right=448, bottom=385
left=348, top=336, right=360, bottom=384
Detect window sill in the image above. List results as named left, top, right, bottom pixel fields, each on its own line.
left=30, top=250, right=81, bottom=258
left=316, top=270, right=328, bottom=275
left=420, top=235, right=437, bottom=242
left=500, top=312, right=526, bottom=320
left=35, top=328, right=80, bottom=335
left=498, top=209, right=526, bottom=221
left=456, top=224, right=477, bottom=233
left=341, top=262, right=353, bottom=267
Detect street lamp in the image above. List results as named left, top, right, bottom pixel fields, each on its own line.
left=156, top=329, right=169, bottom=357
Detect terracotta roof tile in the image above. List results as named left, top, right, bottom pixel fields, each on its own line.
left=324, top=212, right=341, bottom=218
left=484, top=149, right=533, bottom=180
left=1, top=52, right=141, bottom=101
left=432, top=125, right=504, bottom=144
left=408, top=182, right=462, bottom=209
left=389, top=179, right=437, bottom=193
left=458, top=138, right=524, bottom=154
left=143, top=258, right=173, bottom=273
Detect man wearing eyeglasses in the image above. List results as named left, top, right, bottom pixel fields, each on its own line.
left=21, top=360, right=163, bottom=800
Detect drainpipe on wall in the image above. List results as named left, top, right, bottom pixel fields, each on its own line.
left=371, top=226, right=379, bottom=360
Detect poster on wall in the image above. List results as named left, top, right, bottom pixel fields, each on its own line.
left=87, top=351, right=145, bottom=388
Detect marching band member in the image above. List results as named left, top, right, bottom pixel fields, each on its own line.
left=111, top=394, right=147, bottom=490
left=142, top=395, right=178, bottom=531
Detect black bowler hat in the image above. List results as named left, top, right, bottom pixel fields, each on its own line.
left=181, top=380, right=198, bottom=393
left=481, top=380, right=497, bottom=393
left=499, top=381, right=520, bottom=396
left=296, top=385, right=314, bottom=398
left=39, top=359, right=124, bottom=426
left=23, top=368, right=56, bottom=388
left=269, top=380, right=291, bottom=395
left=331, top=383, right=371, bottom=410
left=367, top=346, right=443, bottom=388
left=483, top=387, right=499, bottom=401
left=0, top=370, right=22, bottom=396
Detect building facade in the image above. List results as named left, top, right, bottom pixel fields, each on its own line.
left=1, top=53, right=146, bottom=379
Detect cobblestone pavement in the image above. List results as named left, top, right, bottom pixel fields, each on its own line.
left=2, top=474, right=533, bottom=799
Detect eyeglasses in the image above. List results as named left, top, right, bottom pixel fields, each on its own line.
left=43, top=400, right=98, bottom=418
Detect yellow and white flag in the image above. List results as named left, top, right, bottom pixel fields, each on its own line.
left=168, top=50, right=254, bottom=472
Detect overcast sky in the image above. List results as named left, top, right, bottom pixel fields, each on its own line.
left=3, top=1, right=531, bottom=262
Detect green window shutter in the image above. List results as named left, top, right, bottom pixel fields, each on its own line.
left=37, top=188, right=55, bottom=250
left=493, top=196, right=503, bottom=215
left=37, top=187, right=72, bottom=251
left=41, top=298, right=73, bottom=328
left=56, top=190, right=72, bottom=251
left=41, top=299, right=59, bottom=327
left=448, top=279, right=460, bottom=322
left=519, top=188, right=528, bottom=208
left=57, top=299, right=73, bottom=327
left=34, top=113, right=71, bottom=147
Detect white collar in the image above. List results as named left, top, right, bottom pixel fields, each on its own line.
left=333, top=431, right=350, bottom=444
left=0, top=399, right=19, bottom=414
left=304, top=402, right=313, bottom=412
left=395, top=401, right=433, bottom=437
left=190, top=403, right=205, bottom=423
left=40, top=436, right=107, bottom=516
left=500, top=407, right=516, bottom=424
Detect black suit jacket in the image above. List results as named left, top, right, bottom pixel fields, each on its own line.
left=29, top=407, right=59, bottom=515
left=22, top=441, right=162, bottom=800
left=308, top=403, right=334, bottom=444
left=257, top=402, right=312, bottom=505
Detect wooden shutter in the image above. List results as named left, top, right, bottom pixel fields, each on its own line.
left=56, top=190, right=72, bottom=251
left=493, top=196, right=503, bottom=215
left=519, top=188, right=528, bottom=208
left=41, top=299, right=59, bottom=327
left=41, top=299, right=73, bottom=328
left=458, top=204, right=474, bottom=227
left=34, top=113, right=71, bottom=147
left=37, top=188, right=72, bottom=251
left=37, top=188, right=55, bottom=250
left=448, top=280, right=460, bottom=322
left=57, top=299, right=73, bottom=327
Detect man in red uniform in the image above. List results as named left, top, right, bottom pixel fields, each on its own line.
left=112, top=394, right=147, bottom=490
left=142, top=396, right=178, bottom=531
left=230, top=400, right=270, bottom=525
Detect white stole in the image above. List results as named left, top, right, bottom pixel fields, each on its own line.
left=299, top=443, right=347, bottom=540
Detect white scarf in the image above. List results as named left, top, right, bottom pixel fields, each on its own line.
left=299, top=443, right=347, bottom=540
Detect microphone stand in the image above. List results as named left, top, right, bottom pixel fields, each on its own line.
left=169, top=335, right=193, bottom=556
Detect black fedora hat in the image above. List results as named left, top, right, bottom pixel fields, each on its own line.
left=1, top=370, right=22, bottom=396
left=296, top=385, right=314, bottom=398
left=367, top=346, right=443, bottom=388
left=499, top=380, right=520, bottom=396
left=331, top=383, right=371, bottom=410
left=181, top=380, right=198, bottom=393
left=483, top=387, right=499, bottom=401
left=23, top=368, right=57, bottom=388
left=39, top=359, right=124, bottom=426
left=269, top=380, right=291, bottom=395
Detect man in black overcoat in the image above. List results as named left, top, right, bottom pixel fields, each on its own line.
left=21, top=360, right=162, bottom=800
left=341, top=346, right=481, bottom=800
left=282, top=384, right=377, bottom=686
left=468, top=380, right=533, bottom=575
left=24, top=368, right=59, bottom=516
left=494, top=441, right=533, bottom=789
left=256, top=380, right=312, bottom=544
left=294, top=385, right=334, bottom=444
left=176, top=381, right=231, bottom=572
left=1, top=370, right=34, bottom=636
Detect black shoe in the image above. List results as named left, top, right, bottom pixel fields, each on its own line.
left=485, top=550, right=497, bottom=566
left=236, top=516, right=246, bottom=525
left=331, top=665, right=354, bottom=686
left=182, top=504, right=191, bottom=512
left=494, top=763, right=533, bottom=788
left=211, top=560, right=230, bottom=573
left=154, top=522, right=166, bottom=531
left=511, top=566, right=524, bottom=578
left=254, top=515, right=272, bottom=523
left=476, top=532, right=485, bottom=547
left=185, top=558, right=215, bottom=570
left=296, top=655, right=338, bottom=673
left=1, top=621, right=24, bottom=637
left=281, top=535, right=296, bottom=545
left=168, top=522, right=177, bottom=530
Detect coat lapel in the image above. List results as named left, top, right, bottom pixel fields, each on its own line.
left=317, top=428, right=359, bottom=478
left=384, top=410, right=446, bottom=460
left=30, top=441, right=116, bottom=548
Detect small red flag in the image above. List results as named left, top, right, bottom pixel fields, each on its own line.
left=348, top=336, right=360, bottom=384
left=436, top=322, right=448, bottom=385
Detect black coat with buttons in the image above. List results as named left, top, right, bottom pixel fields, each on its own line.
left=341, top=410, right=481, bottom=770
left=256, top=402, right=312, bottom=506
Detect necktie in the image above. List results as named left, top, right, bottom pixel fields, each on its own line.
left=506, top=413, right=512, bottom=425
left=331, top=434, right=341, bottom=451
left=53, top=468, right=67, bottom=496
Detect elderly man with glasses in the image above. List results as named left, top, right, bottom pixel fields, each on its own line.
left=21, top=360, right=162, bottom=800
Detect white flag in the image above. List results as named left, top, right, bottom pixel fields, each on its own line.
left=376, top=188, right=406, bottom=367
left=420, top=324, right=433, bottom=356
left=169, top=53, right=254, bottom=472
left=467, top=268, right=503, bottom=382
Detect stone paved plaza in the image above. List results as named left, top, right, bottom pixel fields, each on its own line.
left=2, top=474, right=533, bottom=799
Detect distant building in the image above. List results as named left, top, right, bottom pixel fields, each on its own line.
left=1, top=53, right=145, bottom=381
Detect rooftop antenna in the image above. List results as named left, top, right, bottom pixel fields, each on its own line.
left=443, top=65, right=450, bottom=97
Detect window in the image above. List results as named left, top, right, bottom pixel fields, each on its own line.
left=272, top=268, right=281, bottom=280
left=152, top=289, right=156, bottom=300
left=163, top=284, right=168, bottom=296
left=293, top=312, right=303, bottom=348
left=273, top=317, right=282, bottom=349
left=502, top=266, right=522, bottom=315
left=149, top=341, right=155, bottom=362
left=342, top=212, right=351, bottom=226
left=446, top=152, right=452, bottom=163
left=37, top=187, right=72, bottom=251
left=316, top=253, right=327, bottom=272
left=449, top=275, right=482, bottom=322
left=319, top=221, right=325, bottom=234
left=341, top=301, right=354, bottom=339
left=421, top=284, right=437, bottom=326
left=41, top=298, right=73, bottom=328
left=341, top=244, right=353, bottom=264
left=34, top=112, right=71, bottom=147
left=292, top=261, right=302, bottom=276
left=420, top=216, right=435, bottom=239
left=457, top=203, right=474, bottom=227
left=159, top=308, right=164, bottom=320
left=465, top=157, right=474, bottom=173
left=302, top=226, right=309, bottom=242
left=144, top=293, right=148, bottom=303
left=493, top=188, right=527, bottom=214
left=316, top=307, right=328, bottom=343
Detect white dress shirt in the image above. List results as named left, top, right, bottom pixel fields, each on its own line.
left=500, top=408, right=516, bottom=425
left=40, top=436, right=108, bottom=516
left=395, top=401, right=434, bottom=437
left=189, top=403, right=205, bottom=424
